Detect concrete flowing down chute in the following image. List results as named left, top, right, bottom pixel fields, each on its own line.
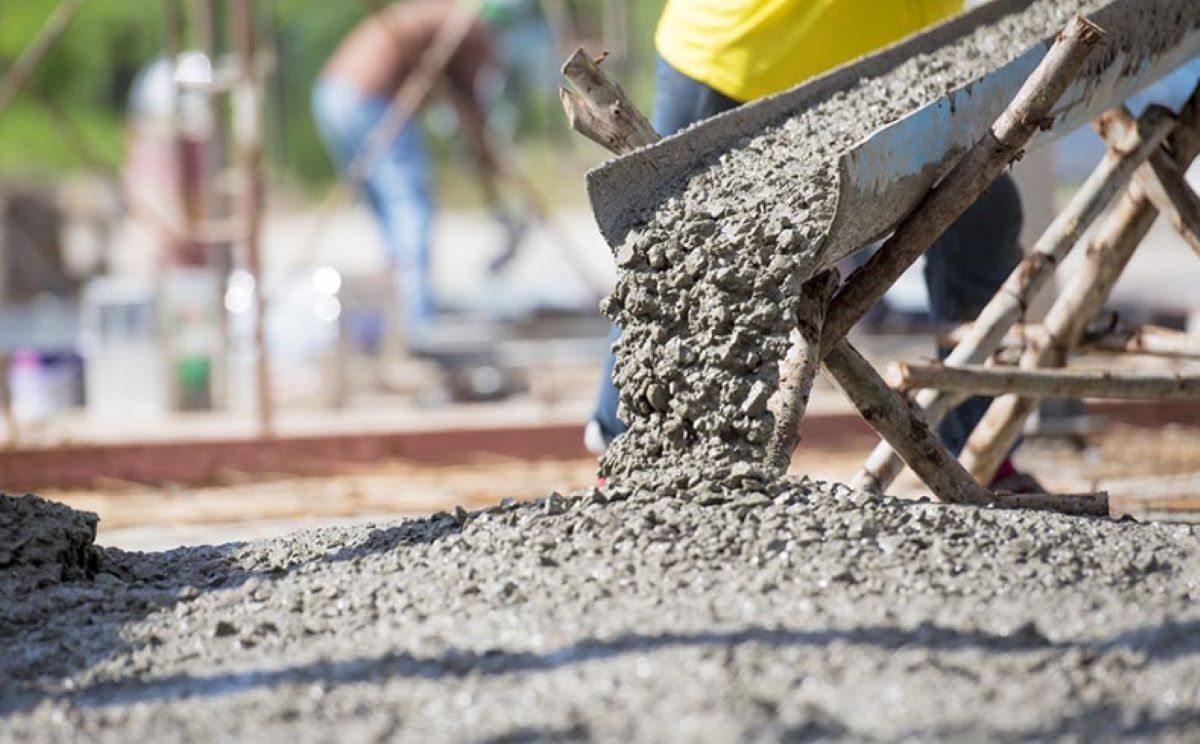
left=585, top=0, right=1200, bottom=275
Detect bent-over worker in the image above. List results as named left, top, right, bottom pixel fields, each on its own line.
left=312, top=0, right=498, bottom=348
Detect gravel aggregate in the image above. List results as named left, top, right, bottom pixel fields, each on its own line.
left=6, top=1, right=1200, bottom=741
left=2, top=487, right=1199, bottom=741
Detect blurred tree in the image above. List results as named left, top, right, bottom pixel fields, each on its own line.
left=0, top=0, right=666, bottom=188
left=0, top=0, right=164, bottom=174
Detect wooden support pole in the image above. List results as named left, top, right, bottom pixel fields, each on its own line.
left=551, top=48, right=663, bottom=289
left=0, top=0, right=86, bottom=119
left=939, top=321, right=1200, bottom=360
left=231, top=0, right=273, bottom=437
left=820, top=15, right=1105, bottom=353
left=989, top=491, right=1109, bottom=518
left=961, top=89, right=1200, bottom=483
left=890, top=362, right=1200, bottom=400
left=1099, top=107, right=1200, bottom=258
left=822, top=342, right=994, bottom=505
left=1142, top=153, right=1200, bottom=258
left=767, top=271, right=838, bottom=474
left=852, top=71, right=1171, bottom=495
left=1105, top=324, right=1200, bottom=358
left=836, top=14, right=1104, bottom=495
left=0, top=354, right=16, bottom=448
left=560, top=48, right=660, bottom=155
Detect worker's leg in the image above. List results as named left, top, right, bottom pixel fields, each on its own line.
left=647, top=54, right=740, bottom=138
left=924, top=173, right=1024, bottom=456
left=588, top=58, right=740, bottom=450
left=363, top=125, right=435, bottom=343
left=311, top=77, right=435, bottom=343
left=589, top=324, right=623, bottom=449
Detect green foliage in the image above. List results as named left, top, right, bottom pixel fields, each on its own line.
left=0, top=0, right=164, bottom=176
left=268, top=1, right=363, bottom=186
left=0, top=98, right=122, bottom=175
left=0, top=0, right=668, bottom=190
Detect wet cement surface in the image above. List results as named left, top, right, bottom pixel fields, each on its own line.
left=2, top=487, right=1199, bottom=741
left=7, top=1, right=1200, bottom=740
left=0, top=494, right=99, bottom=601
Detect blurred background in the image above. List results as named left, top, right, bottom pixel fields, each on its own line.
left=3, top=0, right=1199, bottom=548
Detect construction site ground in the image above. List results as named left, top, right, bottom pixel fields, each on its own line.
left=32, top=421, right=1200, bottom=552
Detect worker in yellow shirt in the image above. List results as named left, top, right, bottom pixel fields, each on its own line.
left=588, top=0, right=1036, bottom=492
left=656, top=0, right=961, bottom=103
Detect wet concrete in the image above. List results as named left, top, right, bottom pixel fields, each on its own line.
left=2, top=485, right=1199, bottom=741
left=0, top=494, right=99, bottom=603
left=599, top=0, right=1117, bottom=493
left=6, top=1, right=1200, bottom=740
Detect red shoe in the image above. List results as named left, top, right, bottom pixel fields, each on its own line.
left=989, top=458, right=1045, bottom=494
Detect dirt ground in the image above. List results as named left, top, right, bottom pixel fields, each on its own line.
left=34, top=424, right=1200, bottom=552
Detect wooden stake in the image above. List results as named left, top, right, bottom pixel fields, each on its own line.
left=560, top=48, right=660, bottom=155
left=822, top=342, right=993, bottom=505
left=0, top=354, right=16, bottom=448
left=961, top=90, right=1200, bottom=483
left=939, top=321, right=1200, bottom=360
left=767, top=270, right=838, bottom=474
left=852, top=76, right=1171, bottom=494
left=890, top=362, right=1200, bottom=400
left=821, top=15, right=1106, bottom=353
left=989, top=491, right=1110, bottom=518
left=231, top=0, right=273, bottom=437
left=1099, top=107, right=1200, bottom=258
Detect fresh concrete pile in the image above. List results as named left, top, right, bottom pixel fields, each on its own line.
left=2, top=488, right=1199, bottom=740
left=600, top=0, right=1111, bottom=490
left=6, top=1, right=1200, bottom=740
left=0, top=493, right=99, bottom=604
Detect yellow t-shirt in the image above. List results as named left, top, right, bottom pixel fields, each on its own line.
left=656, top=0, right=964, bottom=102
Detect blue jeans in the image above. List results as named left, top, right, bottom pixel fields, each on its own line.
left=312, top=77, right=435, bottom=339
left=591, top=59, right=739, bottom=442
left=592, top=57, right=1024, bottom=458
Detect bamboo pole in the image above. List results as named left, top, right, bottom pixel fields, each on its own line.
left=852, top=100, right=1171, bottom=494
left=828, top=341, right=1111, bottom=515
left=560, top=48, right=660, bottom=154
left=820, top=15, right=1106, bottom=353
left=890, top=362, right=1200, bottom=400
left=767, top=270, right=838, bottom=474
left=822, top=342, right=994, bottom=505
left=960, top=89, right=1200, bottom=483
left=0, top=0, right=87, bottom=119
left=231, top=0, right=273, bottom=437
